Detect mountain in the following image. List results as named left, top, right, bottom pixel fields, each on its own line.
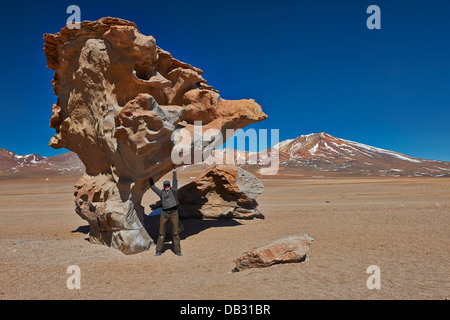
left=2, top=132, right=450, bottom=180
left=0, top=148, right=84, bottom=180
left=244, top=132, right=450, bottom=177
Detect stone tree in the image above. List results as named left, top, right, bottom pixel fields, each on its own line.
left=43, top=17, right=267, bottom=254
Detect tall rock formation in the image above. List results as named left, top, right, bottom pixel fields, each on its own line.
left=43, top=17, right=267, bottom=254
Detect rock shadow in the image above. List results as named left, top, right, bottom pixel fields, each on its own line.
left=143, top=211, right=242, bottom=244
left=71, top=208, right=243, bottom=248
left=72, top=225, right=90, bottom=234
left=71, top=225, right=90, bottom=241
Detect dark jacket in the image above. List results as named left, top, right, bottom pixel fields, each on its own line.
left=150, top=170, right=179, bottom=210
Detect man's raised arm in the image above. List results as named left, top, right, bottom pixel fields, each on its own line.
left=149, top=177, right=162, bottom=196
left=172, top=166, right=178, bottom=191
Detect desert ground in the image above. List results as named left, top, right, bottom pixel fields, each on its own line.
left=0, top=174, right=449, bottom=300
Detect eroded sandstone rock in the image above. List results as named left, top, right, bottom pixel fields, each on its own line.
left=152, top=165, right=265, bottom=219
left=233, top=235, right=314, bottom=272
left=44, top=17, right=267, bottom=254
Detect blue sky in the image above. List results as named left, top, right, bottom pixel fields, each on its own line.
left=0, top=0, right=449, bottom=160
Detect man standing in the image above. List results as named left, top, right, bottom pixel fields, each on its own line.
left=149, top=166, right=182, bottom=256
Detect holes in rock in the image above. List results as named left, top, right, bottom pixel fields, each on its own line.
left=134, top=63, right=154, bottom=81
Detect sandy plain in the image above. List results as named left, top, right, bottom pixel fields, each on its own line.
left=0, top=175, right=449, bottom=300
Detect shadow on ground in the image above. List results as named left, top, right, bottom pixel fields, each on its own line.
left=143, top=214, right=242, bottom=254
left=71, top=212, right=243, bottom=252
left=143, top=214, right=242, bottom=242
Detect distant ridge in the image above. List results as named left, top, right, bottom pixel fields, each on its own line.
left=2, top=132, right=450, bottom=180
left=0, top=148, right=84, bottom=180
left=245, top=132, right=450, bottom=177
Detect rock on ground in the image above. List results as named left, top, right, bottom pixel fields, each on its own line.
left=233, top=235, right=314, bottom=272
left=166, top=165, right=264, bottom=219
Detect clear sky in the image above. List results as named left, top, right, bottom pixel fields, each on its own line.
left=0, top=0, right=449, bottom=161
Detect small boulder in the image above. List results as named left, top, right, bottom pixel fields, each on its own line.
left=233, top=235, right=314, bottom=272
